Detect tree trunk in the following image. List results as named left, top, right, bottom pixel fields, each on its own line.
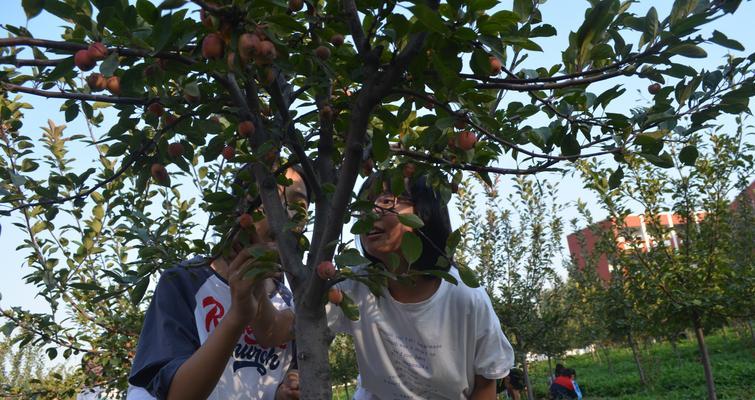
left=344, top=382, right=350, bottom=400
left=295, top=305, right=333, bottom=399
left=600, top=344, right=613, bottom=374
left=693, top=315, right=718, bottom=400
left=669, top=338, right=683, bottom=367
left=522, top=356, right=535, bottom=400
left=547, top=356, right=553, bottom=383
left=747, top=320, right=755, bottom=346
left=627, top=332, right=648, bottom=387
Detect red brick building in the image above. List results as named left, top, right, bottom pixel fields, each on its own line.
left=567, top=181, right=753, bottom=281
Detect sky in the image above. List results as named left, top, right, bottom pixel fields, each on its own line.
left=1, top=0, right=754, bottom=320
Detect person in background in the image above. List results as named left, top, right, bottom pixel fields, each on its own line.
left=568, top=368, right=582, bottom=400
left=549, top=365, right=577, bottom=400
left=501, top=367, right=524, bottom=400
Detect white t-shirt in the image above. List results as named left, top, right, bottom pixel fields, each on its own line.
left=327, top=267, right=514, bottom=399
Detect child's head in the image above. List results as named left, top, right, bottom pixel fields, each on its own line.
left=228, top=165, right=310, bottom=266
left=357, top=172, right=451, bottom=271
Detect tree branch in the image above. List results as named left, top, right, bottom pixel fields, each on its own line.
left=217, top=73, right=308, bottom=284
left=476, top=68, right=627, bottom=91
left=0, top=38, right=195, bottom=65
left=343, top=0, right=367, bottom=55
left=3, top=58, right=62, bottom=67
left=2, top=82, right=145, bottom=105
left=266, top=69, right=323, bottom=202
left=392, top=148, right=563, bottom=175
left=2, top=115, right=189, bottom=214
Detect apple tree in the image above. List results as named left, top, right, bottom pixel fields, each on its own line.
left=1, top=0, right=754, bottom=398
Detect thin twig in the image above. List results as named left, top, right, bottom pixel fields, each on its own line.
left=3, top=83, right=145, bottom=105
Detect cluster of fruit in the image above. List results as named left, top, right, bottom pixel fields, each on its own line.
left=75, top=42, right=121, bottom=95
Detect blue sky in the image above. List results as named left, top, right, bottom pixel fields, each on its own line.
left=1, top=1, right=753, bottom=317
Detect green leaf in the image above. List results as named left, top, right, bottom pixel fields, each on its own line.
left=422, top=269, right=458, bottom=285
left=709, top=30, right=744, bottom=51
left=65, top=103, right=80, bottom=122
left=512, top=0, right=533, bottom=21
left=22, top=0, right=44, bottom=19
left=99, top=52, right=120, bottom=77
left=641, top=151, right=674, bottom=168
left=400, top=231, right=422, bottom=265
left=335, top=248, right=371, bottom=266
left=669, top=43, right=707, bottom=58
left=456, top=265, right=480, bottom=288
left=397, top=214, right=424, bottom=229
left=46, top=347, right=57, bottom=360
left=679, top=145, right=698, bottom=166
left=372, top=129, right=389, bottom=162
left=1, top=321, right=16, bottom=337
left=350, top=219, right=374, bottom=235
left=634, top=131, right=666, bottom=146
left=136, top=0, right=158, bottom=24
left=158, top=0, right=186, bottom=10
left=560, top=134, right=580, bottom=157
left=130, top=277, right=149, bottom=305
left=608, top=166, right=624, bottom=189
left=339, top=291, right=360, bottom=321
left=70, top=282, right=102, bottom=291
left=411, top=4, right=448, bottom=34
left=266, top=14, right=307, bottom=33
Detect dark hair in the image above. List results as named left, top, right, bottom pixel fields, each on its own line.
left=357, top=171, right=452, bottom=271
left=234, top=163, right=311, bottom=213
left=555, top=363, right=565, bottom=376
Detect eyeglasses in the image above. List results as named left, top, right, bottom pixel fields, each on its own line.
left=373, top=194, right=413, bottom=213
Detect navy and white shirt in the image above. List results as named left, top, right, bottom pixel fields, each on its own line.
left=128, top=258, right=294, bottom=400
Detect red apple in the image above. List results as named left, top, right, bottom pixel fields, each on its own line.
left=88, top=42, right=108, bottom=61
left=202, top=33, right=224, bottom=60
left=239, top=213, right=254, bottom=229
left=489, top=56, right=502, bottom=75
left=164, top=113, right=178, bottom=127
left=147, top=102, right=165, bottom=117
left=328, top=287, right=343, bottom=304
left=256, top=40, right=276, bottom=64
left=238, top=121, right=255, bottom=137
left=288, top=0, right=303, bottom=12
left=238, top=33, right=261, bottom=64
left=317, top=261, right=336, bottom=280
left=168, top=142, right=184, bottom=158
left=456, top=130, right=477, bottom=151
left=222, top=145, right=235, bottom=161
left=74, top=49, right=96, bottom=71
left=106, top=76, right=121, bottom=95
left=86, top=73, right=107, bottom=91
left=150, top=163, right=170, bottom=185
left=330, top=34, right=344, bottom=47
left=314, top=45, right=331, bottom=61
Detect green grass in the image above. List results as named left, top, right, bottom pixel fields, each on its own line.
left=527, top=330, right=755, bottom=399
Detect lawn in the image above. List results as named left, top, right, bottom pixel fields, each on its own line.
left=527, top=330, right=755, bottom=399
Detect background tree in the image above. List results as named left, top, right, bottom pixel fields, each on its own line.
left=574, top=124, right=754, bottom=400
left=1, top=0, right=754, bottom=397
left=457, top=176, right=567, bottom=400
left=0, top=337, right=80, bottom=399
left=328, top=333, right=357, bottom=399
